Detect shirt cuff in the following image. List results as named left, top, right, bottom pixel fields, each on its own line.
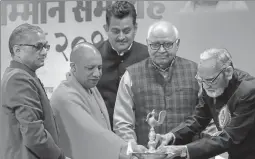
left=168, top=132, right=176, bottom=145
left=126, top=141, right=133, bottom=155
left=184, top=145, right=190, bottom=159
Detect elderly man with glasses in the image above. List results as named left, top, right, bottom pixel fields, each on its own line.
left=1, top=23, right=70, bottom=159
left=156, top=48, right=255, bottom=159
left=113, top=20, right=203, bottom=148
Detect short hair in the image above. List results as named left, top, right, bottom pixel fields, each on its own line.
left=200, top=48, right=233, bottom=67
left=106, top=1, right=137, bottom=26
left=9, top=23, right=44, bottom=56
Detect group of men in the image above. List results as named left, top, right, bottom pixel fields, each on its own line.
left=1, top=1, right=255, bottom=159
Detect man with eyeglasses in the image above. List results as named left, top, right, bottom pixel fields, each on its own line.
left=1, top=23, right=70, bottom=159
left=96, top=1, right=149, bottom=129
left=113, top=20, right=202, bottom=148
left=155, top=48, right=255, bottom=159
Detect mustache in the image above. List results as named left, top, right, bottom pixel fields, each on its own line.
left=39, top=56, right=47, bottom=59
left=116, top=39, right=127, bottom=43
left=91, top=77, right=101, bottom=80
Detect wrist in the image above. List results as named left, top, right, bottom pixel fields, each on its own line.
left=180, top=146, right=188, bottom=158
left=119, top=143, right=131, bottom=159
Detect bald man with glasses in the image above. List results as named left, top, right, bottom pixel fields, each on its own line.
left=113, top=20, right=201, bottom=148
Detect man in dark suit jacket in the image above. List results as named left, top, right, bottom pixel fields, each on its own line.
left=96, top=1, right=149, bottom=129
left=0, top=23, right=69, bottom=159
left=155, top=48, right=255, bottom=159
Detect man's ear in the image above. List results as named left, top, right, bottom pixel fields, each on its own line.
left=70, top=62, right=76, bottom=73
left=12, top=45, right=21, bottom=57
left=175, top=39, right=180, bottom=51
left=176, top=39, right=180, bottom=47
left=103, top=24, right=109, bottom=32
left=134, top=23, right=138, bottom=35
left=225, top=66, right=234, bottom=80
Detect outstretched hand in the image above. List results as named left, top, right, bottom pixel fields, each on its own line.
left=154, top=132, right=175, bottom=149
left=157, top=145, right=187, bottom=158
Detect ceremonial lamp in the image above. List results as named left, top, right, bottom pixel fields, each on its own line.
left=146, top=109, right=166, bottom=153
left=132, top=109, right=169, bottom=159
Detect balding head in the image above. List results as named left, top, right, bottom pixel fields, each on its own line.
left=70, top=42, right=101, bottom=65
left=70, top=42, right=102, bottom=89
left=147, top=21, right=179, bottom=40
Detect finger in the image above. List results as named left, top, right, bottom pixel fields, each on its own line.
left=166, top=152, right=176, bottom=159
left=138, top=145, right=148, bottom=152
left=159, top=140, right=168, bottom=148
left=140, top=146, right=148, bottom=151
left=158, top=142, right=168, bottom=149
left=157, top=144, right=164, bottom=149
left=131, top=156, right=138, bottom=159
left=157, top=146, right=167, bottom=152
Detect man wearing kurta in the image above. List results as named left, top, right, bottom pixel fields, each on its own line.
left=156, top=48, right=255, bottom=159
left=0, top=23, right=67, bottom=159
left=113, top=21, right=201, bottom=147
left=50, top=42, right=147, bottom=159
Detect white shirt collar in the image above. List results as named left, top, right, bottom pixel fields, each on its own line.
left=110, top=42, right=133, bottom=56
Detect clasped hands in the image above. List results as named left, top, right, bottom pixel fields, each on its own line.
left=155, top=132, right=188, bottom=158
left=129, top=133, right=187, bottom=158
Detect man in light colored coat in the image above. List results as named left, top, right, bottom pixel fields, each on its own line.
left=50, top=42, right=147, bottom=159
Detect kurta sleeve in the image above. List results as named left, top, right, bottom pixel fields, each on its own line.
left=186, top=88, right=255, bottom=159
left=53, top=93, right=129, bottom=159
left=3, top=72, right=63, bottom=159
left=171, top=97, right=213, bottom=145
left=113, top=71, right=137, bottom=143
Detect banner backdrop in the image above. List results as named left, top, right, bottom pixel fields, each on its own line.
left=1, top=1, right=255, bottom=98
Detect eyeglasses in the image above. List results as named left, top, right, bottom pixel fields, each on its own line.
left=16, top=42, right=50, bottom=51
left=148, top=39, right=178, bottom=51
left=195, top=67, right=227, bottom=86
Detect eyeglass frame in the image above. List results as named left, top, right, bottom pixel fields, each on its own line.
left=195, top=67, right=228, bottom=86
left=15, top=42, right=50, bottom=51
left=147, top=39, right=179, bottom=51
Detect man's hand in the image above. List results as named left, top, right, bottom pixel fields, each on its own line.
left=126, top=141, right=148, bottom=156
left=157, top=145, right=188, bottom=158
left=130, top=141, right=148, bottom=153
left=65, top=157, right=71, bottom=159
left=155, top=132, right=175, bottom=149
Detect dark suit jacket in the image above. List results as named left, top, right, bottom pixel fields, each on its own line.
left=96, top=40, right=149, bottom=128
left=171, top=69, right=255, bottom=159
left=0, top=60, right=64, bottom=159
